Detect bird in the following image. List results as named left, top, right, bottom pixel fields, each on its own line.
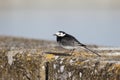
left=54, top=31, right=101, bottom=57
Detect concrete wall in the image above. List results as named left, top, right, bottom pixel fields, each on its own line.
left=0, top=36, right=120, bottom=80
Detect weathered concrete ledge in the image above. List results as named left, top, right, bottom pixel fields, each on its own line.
left=0, top=36, right=120, bottom=80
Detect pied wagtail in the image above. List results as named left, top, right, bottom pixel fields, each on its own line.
left=54, top=31, right=101, bottom=57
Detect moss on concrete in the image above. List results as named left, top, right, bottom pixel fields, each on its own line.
left=0, top=36, right=120, bottom=80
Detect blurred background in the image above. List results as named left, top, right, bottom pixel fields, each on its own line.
left=0, top=0, right=120, bottom=46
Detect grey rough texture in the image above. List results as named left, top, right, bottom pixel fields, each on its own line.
left=0, top=36, right=120, bottom=80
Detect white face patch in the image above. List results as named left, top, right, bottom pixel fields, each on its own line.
left=55, top=32, right=66, bottom=37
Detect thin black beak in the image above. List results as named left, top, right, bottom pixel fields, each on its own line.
left=53, top=34, right=56, bottom=36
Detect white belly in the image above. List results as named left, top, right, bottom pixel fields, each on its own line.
left=61, top=45, right=78, bottom=50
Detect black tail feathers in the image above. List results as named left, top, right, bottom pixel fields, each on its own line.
left=83, top=46, right=101, bottom=57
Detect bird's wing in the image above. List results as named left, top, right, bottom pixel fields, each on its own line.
left=61, top=34, right=86, bottom=47
left=73, top=37, right=86, bottom=47
left=68, top=34, right=86, bottom=47
left=60, top=36, right=74, bottom=46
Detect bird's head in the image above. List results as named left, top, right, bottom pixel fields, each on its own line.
left=54, top=31, right=66, bottom=37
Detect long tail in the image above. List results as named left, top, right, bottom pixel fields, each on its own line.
left=83, top=46, right=101, bottom=57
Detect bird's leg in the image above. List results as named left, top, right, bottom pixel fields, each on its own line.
left=69, top=49, right=75, bottom=55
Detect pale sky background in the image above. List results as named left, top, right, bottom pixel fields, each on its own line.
left=0, top=0, right=120, bottom=46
